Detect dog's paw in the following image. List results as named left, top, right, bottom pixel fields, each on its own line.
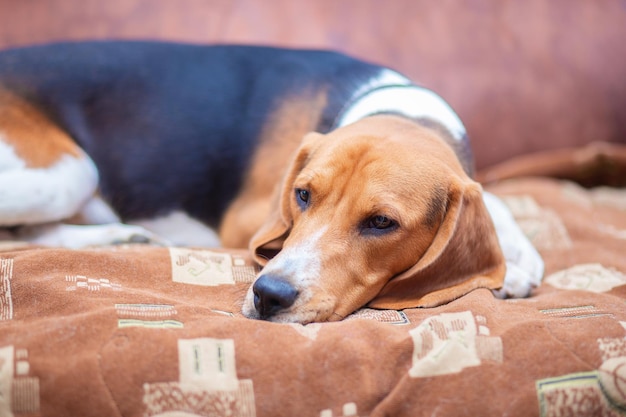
left=491, top=230, right=545, bottom=299
left=492, top=261, right=542, bottom=299
left=107, top=225, right=171, bottom=246
left=17, top=223, right=171, bottom=248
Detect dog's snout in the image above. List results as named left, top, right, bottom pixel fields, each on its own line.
left=253, top=274, right=298, bottom=319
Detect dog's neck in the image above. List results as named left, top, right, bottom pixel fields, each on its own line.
left=334, top=69, right=466, bottom=140
left=332, top=69, right=474, bottom=176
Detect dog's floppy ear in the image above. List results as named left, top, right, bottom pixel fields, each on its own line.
left=368, top=179, right=506, bottom=309
left=249, top=132, right=323, bottom=266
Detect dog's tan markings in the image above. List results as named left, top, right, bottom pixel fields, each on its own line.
left=0, top=88, right=81, bottom=168
left=219, top=89, right=327, bottom=248
left=412, top=116, right=475, bottom=176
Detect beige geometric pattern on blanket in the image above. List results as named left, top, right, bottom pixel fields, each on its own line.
left=536, top=332, right=626, bottom=417
left=409, top=311, right=503, bottom=378
left=545, top=264, right=626, bottom=293
left=0, top=346, right=40, bottom=417
left=345, top=308, right=410, bottom=325
left=598, top=356, right=626, bottom=410
left=597, top=335, right=626, bottom=410
left=536, top=372, right=623, bottom=417
left=0, top=345, right=12, bottom=416
left=116, top=303, right=183, bottom=329
left=500, top=195, right=572, bottom=250
left=65, top=274, right=123, bottom=292
left=590, top=187, right=626, bottom=210
left=319, top=402, right=359, bottom=417
left=0, top=258, right=13, bottom=321
left=170, top=248, right=256, bottom=286
left=143, top=338, right=256, bottom=417
left=563, top=182, right=626, bottom=211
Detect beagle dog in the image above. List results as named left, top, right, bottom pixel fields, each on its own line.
left=0, top=41, right=543, bottom=323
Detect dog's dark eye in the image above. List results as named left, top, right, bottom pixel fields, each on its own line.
left=360, top=214, right=398, bottom=236
left=368, top=215, right=395, bottom=230
left=295, top=188, right=310, bottom=209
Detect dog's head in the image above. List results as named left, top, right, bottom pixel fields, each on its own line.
left=242, top=115, right=505, bottom=323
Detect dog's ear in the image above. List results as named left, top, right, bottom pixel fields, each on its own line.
left=249, top=132, right=323, bottom=266
left=368, top=179, right=506, bottom=309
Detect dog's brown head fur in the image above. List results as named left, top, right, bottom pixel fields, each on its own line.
left=243, top=115, right=505, bottom=323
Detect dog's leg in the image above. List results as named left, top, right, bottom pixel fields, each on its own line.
left=482, top=191, right=544, bottom=298
left=0, top=138, right=185, bottom=248
left=0, top=145, right=166, bottom=248
left=9, top=222, right=169, bottom=249
left=0, top=93, right=167, bottom=248
left=0, top=146, right=99, bottom=226
left=68, top=194, right=122, bottom=225
left=4, top=195, right=172, bottom=248
left=130, top=211, right=220, bottom=247
left=0, top=91, right=100, bottom=226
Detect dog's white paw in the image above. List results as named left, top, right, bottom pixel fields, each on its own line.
left=493, top=254, right=544, bottom=299
left=482, top=192, right=545, bottom=299
left=104, top=224, right=172, bottom=246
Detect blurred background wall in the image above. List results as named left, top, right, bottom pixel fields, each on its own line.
left=0, top=0, right=624, bottom=169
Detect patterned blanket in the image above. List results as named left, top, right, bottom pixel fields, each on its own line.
left=1, top=154, right=625, bottom=416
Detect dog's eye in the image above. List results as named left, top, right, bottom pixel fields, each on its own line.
left=368, top=215, right=395, bottom=230
left=295, top=188, right=310, bottom=209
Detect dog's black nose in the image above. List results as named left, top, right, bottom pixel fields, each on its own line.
left=252, top=274, right=298, bottom=319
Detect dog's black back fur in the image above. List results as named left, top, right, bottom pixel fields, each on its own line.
left=0, top=41, right=382, bottom=225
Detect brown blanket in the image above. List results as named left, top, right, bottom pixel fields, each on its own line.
left=1, top=150, right=625, bottom=416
